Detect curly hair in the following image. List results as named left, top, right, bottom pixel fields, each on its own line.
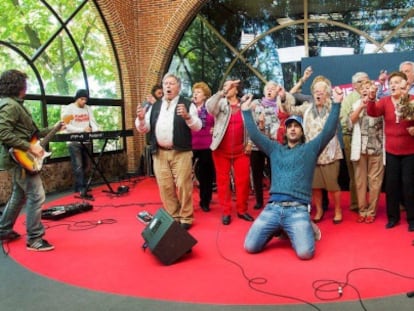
left=192, top=81, right=212, bottom=98
left=0, top=69, right=27, bottom=98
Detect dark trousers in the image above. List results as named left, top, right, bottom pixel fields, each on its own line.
left=385, top=152, right=414, bottom=225
left=193, top=149, right=215, bottom=206
left=68, top=142, right=91, bottom=192
left=250, top=150, right=270, bottom=206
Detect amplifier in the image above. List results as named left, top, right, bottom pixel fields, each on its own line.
left=141, top=208, right=197, bottom=265
left=42, top=202, right=93, bottom=220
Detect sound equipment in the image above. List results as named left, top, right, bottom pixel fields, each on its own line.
left=51, top=129, right=133, bottom=142
left=51, top=129, right=133, bottom=196
left=42, top=202, right=93, bottom=220
left=141, top=208, right=197, bottom=265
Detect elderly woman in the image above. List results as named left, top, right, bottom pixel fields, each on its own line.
left=246, top=81, right=293, bottom=210
left=282, top=77, right=343, bottom=224
left=366, top=71, right=414, bottom=232
left=349, top=80, right=384, bottom=224
left=206, top=79, right=254, bottom=225
left=191, top=82, right=215, bottom=212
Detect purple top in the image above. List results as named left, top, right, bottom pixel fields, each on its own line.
left=192, top=104, right=214, bottom=150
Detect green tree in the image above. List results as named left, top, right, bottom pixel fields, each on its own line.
left=0, top=0, right=124, bottom=159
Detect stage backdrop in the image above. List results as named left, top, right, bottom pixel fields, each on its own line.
left=300, top=50, right=414, bottom=92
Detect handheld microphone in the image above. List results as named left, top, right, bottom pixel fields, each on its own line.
left=142, top=101, right=151, bottom=112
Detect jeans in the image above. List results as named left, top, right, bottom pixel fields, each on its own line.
left=244, top=202, right=315, bottom=260
left=0, top=166, right=45, bottom=243
left=68, top=142, right=91, bottom=192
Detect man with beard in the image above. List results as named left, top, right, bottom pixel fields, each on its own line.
left=241, top=87, right=343, bottom=260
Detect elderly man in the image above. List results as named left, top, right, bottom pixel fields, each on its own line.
left=135, top=73, right=201, bottom=230
left=340, top=72, right=370, bottom=213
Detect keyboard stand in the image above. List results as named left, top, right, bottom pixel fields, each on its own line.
left=84, top=137, right=120, bottom=196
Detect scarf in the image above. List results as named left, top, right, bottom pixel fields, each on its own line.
left=198, top=104, right=208, bottom=128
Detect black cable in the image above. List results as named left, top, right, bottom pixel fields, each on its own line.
left=215, top=226, right=322, bottom=311
left=91, top=202, right=162, bottom=212
left=42, top=218, right=117, bottom=231
left=312, top=266, right=414, bottom=310
left=1, top=240, right=10, bottom=256
left=216, top=223, right=414, bottom=310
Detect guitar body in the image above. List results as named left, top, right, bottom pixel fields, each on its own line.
left=9, top=136, right=52, bottom=173
left=7, top=115, right=72, bottom=173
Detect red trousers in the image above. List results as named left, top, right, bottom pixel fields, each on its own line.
left=212, top=150, right=250, bottom=216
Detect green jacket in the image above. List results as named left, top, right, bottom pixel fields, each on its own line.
left=0, top=97, right=52, bottom=170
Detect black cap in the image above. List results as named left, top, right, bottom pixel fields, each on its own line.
left=74, top=89, right=89, bottom=100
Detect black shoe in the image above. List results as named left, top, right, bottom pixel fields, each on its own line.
left=253, top=203, right=263, bottom=210
left=26, top=239, right=54, bottom=252
left=200, top=203, right=210, bottom=212
left=180, top=223, right=192, bottom=230
left=78, top=191, right=94, bottom=201
left=0, top=230, right=21, bottom=241
left=385, top=221, right=399, bottom=229
left=237, top=213, right=254, bottom=222
left=222, top=215, right=231, bottom=225
left=408, top=223, right=414, bottom=232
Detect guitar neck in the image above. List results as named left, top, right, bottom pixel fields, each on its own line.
left=39, top=124, right=62, bottom=148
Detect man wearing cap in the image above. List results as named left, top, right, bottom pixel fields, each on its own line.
left=241, top=87, right=343, bottom=260
left=61, top=89, right=99, bottom=200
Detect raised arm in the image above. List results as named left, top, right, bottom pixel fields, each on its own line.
left=241, top=94, right=275, bottom=155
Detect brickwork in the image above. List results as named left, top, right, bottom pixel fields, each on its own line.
left=99, top=0, right=206, bottom=172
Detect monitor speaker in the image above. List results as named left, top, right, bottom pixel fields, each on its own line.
left=141, top=208, right=197, bottom=265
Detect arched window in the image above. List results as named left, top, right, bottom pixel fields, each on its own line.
left=0, top=0, right=124, bottom=159
left=169, top=0, right=414, bottom=96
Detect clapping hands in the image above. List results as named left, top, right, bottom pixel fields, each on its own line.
left=240, top=93, right=254, bottom=111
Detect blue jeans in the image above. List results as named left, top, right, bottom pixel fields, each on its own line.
left=68, top=142, right=91, bottom=192
left=0, top=166, right=45, bottom=243
left=244, top=202, right=315, bottom=260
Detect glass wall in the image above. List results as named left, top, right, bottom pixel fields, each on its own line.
left=0, top=0, right=124, bottom=159
left=169, top=0, right=414, bottom=97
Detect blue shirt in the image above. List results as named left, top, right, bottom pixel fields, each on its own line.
left=242, top=103, right=340, bottom=205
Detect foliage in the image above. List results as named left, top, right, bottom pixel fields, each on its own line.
left=0, top=0, right=123, bottom=160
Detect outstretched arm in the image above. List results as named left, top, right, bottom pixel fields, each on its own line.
left=313, top=87, right=344, bottom=152
left=241, top=94, right=275, bottom=155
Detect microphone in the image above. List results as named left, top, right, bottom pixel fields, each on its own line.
left=407, top=291, right=414, bottom=298
left=142, top=101, right=151, bottom=111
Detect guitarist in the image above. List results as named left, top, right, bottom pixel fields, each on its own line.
left=0, top=69, right=64, bottom=251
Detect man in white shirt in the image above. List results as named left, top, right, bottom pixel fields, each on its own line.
left=61, top=89, right=99, bottom=200
left=135, top=73, right=201, bottom=230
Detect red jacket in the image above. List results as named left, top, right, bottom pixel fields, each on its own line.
left=367, top=95, right=414, bottom=155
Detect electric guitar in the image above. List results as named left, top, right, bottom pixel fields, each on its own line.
left=9, top=115, right=73, bottom=173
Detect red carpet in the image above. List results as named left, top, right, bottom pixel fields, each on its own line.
left=6, top=177, right=414, bottom=305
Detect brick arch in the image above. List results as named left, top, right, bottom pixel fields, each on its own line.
left=95, top=0, right=210, bottom=173
left=96, top=0, right=143, bottom=172
left=145, top=0, right=208, bottom=88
